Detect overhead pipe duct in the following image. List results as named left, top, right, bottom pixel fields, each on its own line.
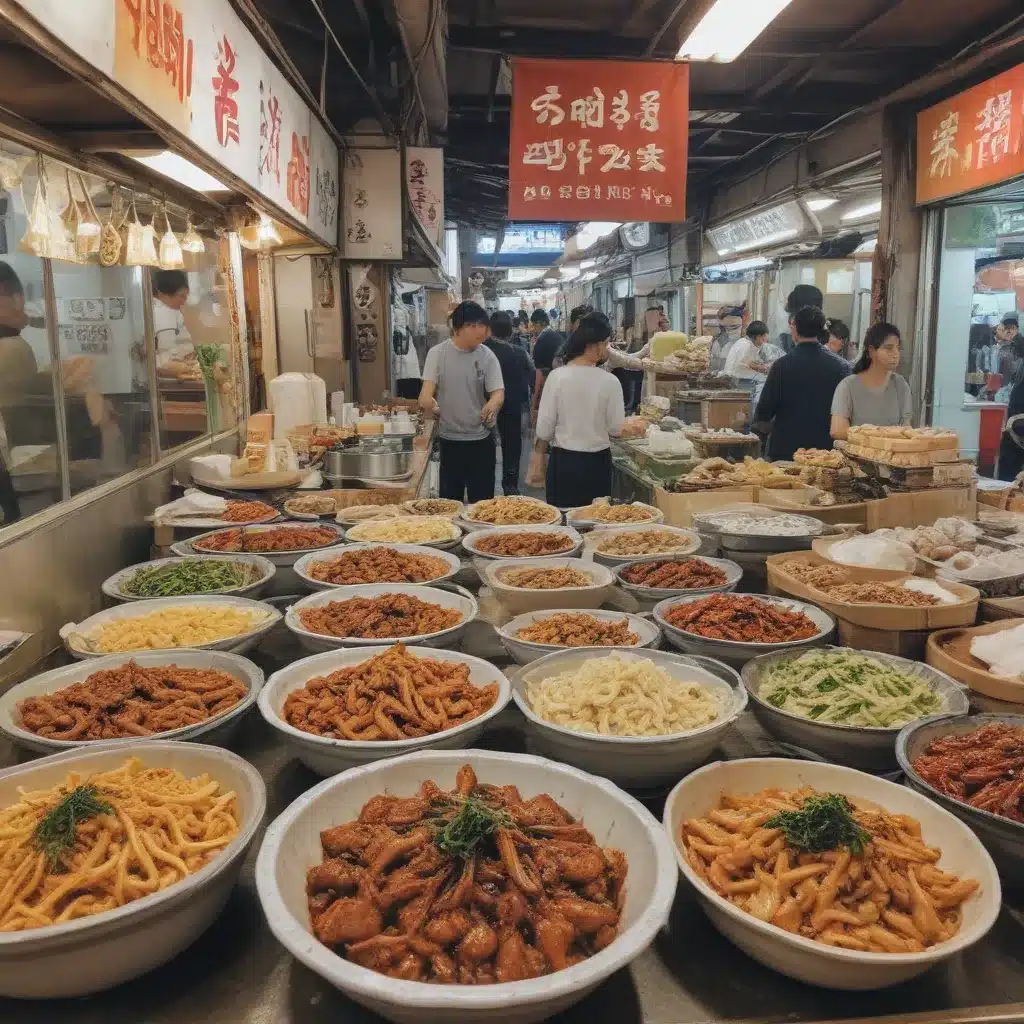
left=392, top=0, right=449, bottom=135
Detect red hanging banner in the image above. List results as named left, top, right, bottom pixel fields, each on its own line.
left=508, top=57, right=689, bottom=223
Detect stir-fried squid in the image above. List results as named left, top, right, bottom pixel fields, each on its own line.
left=682, top=787, right=978, bottom=953
left=306, top=764, right=627, bottom=983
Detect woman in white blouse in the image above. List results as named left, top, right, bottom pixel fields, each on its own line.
left=530, top=312, right=625, bottom=507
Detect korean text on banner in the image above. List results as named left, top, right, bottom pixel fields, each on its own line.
left=916, top=62, right=1024, bottom=205
left=508, top=58, right=689, bottom=223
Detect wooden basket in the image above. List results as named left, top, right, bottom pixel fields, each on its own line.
left=926, top=618, right=1024, bottom=704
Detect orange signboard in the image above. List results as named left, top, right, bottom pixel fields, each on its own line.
left=916, top=63, right=1024, bottom=205
left=508, top=58, right=689, bottom=223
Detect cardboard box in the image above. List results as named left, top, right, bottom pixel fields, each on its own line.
left=865, top=487, right=976, bottom=529
left=654, top=486, right=756, bottom=527
left=758, top=486, right=870, bottom=528
left=837, top=619, right=933, bottom=660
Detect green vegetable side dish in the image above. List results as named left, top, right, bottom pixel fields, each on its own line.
left=757, top=649, right=944, bottom=728
left=33, top=785, right=114, bottom=871
left=766, top=793, right=871, bottom=856
left=121, top=559, right=262, bottom=597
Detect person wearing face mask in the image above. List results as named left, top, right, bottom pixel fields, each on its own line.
left=152, top=270, right=196, bottom=380
left=528, top=312, right=625, bottom=508
left=419, top=301, right=505, bottom=501
left=830, top=323, right=910, bottom=440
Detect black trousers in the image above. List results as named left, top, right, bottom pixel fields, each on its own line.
left=0, top=460, right=19, bottom=525
left=395, top=378, right=421, bottom=400
left=496, top=405, right=525, bottom=494
left=545, top=445, right=612, bottom=509
left=612, top=367, right=643, bottom=413
left=439, top=435, right=496, bottom=502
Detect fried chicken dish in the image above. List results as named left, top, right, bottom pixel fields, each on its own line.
left=307, top=547, right=451, bottom=585
left=516, top=613, right=640, bottom=647
left=620, top=558, right=727, bottom=590
left=662, top=594, right=819, bottom=644
left=306, top=764, right=627, bottom=983
left=195, top=525, right=338, bottom=552
left=474, top=532, right=576, bottom=557
left=297, top=594, right=463, bottom=639
left=282, top=645, right=498, bottom=741
left=18, top=662, right=247, bottom=739
left=497, top=567, right=593, bottom=590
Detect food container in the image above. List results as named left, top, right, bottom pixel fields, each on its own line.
left=171, top=523, right=346, bottom=568
left=258, top=646, right=512, bottom=775
left=513, top=648, right=747, bottom=789
left=663, top=757, right=1001, bottom=990
left=613, top=555, right=742, bottom=604
left=325, top=440, right=413, bottom=481
left=712, top=512, right=825, bottom=553
left=586, top=523, right=701, bottom=568
left=741, top=646, right=969, bottom=771
left=457, top=497, right=561, bottom=534
left=344, top=516, right=463, bottom=551
left=926, top=618, right=1024, bottom=705
left=293, top=543, right=462, bottom=593
left=284, top=583, right=478, bottom=654
left=566, top=501, right=664, bottom=531
left=481, top=557, right=616, bottom=615
left=102, top=554, right=277, bottom=603
left=255, top=749, right=677, bottom=1024
left=60, top=595, right=282, bottom=659
left=897, top=712, right=1024, bottom=886
left=0, top=650, right=265, bottom=755
left=0, top=740, right=265, bottom=998
left=462, top=523, right=583, bottom=561
left=653, top=593, right=834, bottom=667
left=496, top=608, right=661, bottom=665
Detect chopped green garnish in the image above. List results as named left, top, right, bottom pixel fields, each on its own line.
left=816, top=676, right=841, bottom=693
left=33, top=785, right=114, bottom=871
left=767, top=793, right=871, bottom=856
left=433, top=796, right=512, bottom=860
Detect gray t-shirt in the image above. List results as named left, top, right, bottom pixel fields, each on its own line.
left=831, top=373, right=912, bottom=427
left=422, top=340, right=504, bottom=441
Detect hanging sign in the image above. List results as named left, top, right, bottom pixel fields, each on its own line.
left=16, top=0, right=339, bottom=246
left=916, top=62, right=1024, bottom=205
left=508, top=57, right=689, bottom=223
left=405, top=147, right=444, bottom=249
left=342, top=148, right=403, bottom=260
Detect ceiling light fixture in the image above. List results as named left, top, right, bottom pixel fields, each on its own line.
left=256, top=213, right=282, bottom=248
left=706, top=256, right=773, bottom=273
left=129, top=151, right=228, bottom=192
left=805, top=196, right=838, bottom=212
left=728, top=227, right=799, bottom=253
left=678, top=0, right=796, bottom=62
left=841, top=199, right=883, bottom=221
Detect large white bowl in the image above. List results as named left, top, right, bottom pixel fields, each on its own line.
left=567, top=502, right=664, bottom=531
left=458, top=496, right=561, bottom=533
left=345, top=516, right=463, bottom=550
left=0, top=740, right=265, bottom=998
left=60, top=595, right=282, bottom=659
left=513, top=648, right=747, bottom=789
left=255, top=749, right=678, bottom=1024
left=613, top=555, right=743, bottom=604
left=0, top=649, right=265, bottom=755
left=285, top=583, right=478, bottom=654
left=482, top=557, right=616, bottom=614
left=293, top=543, right=462, bottom=593
left=663, top=757, right=1001, bottom=990
left=258, top=645, right=512, bottom=774
left=101, top=554, right=277, bottom=602
left=171, top=522, right=347, bottom=567
left=462, top=523, right=583, bottom=560
left=497, top=608, right=661, bottom=665
left=587, top=524, right=701, bottom=568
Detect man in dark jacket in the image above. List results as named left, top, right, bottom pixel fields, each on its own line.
left=486, top=311, right=535, bottom=494
left=754, top=305, right=850, bottom=462
left=778, top=284, right=825, bottom=354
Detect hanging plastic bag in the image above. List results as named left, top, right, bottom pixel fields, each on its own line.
left=124, top=197, right=146, bottom=266
left=181, top=215, right=205, bottom=254
left=61, top=170, right=101, bottom=258
left=19, top=156, right=75, bottom=260
left=158, top=208, right=184, bottom=269
left=99, top=186, right=125, bottom=267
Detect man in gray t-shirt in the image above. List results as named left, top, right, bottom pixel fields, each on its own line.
left=419, top=301, right=505, bottom=501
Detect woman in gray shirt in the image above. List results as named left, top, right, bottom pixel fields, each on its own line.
left=830, top=322, right=912, bottom=439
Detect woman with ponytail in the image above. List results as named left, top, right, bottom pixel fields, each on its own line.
left=830, top=322, right=911, bottom=441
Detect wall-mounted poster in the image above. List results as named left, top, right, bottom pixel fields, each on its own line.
left=405, top=147, right=444, bottom=249
left=343, top=149, right=403, bottom=260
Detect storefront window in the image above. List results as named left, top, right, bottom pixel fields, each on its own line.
left=0, top=151, right=60, bottom=527
left=933, top=200, right=1024, bottom=458
left=50, top=216, right=154, bottom=496
left=154, top=240, right=238, bottom=450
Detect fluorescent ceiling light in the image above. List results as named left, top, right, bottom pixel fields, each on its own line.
left=678, top=0, right=796, bottom=62
left=805, top=196, right=838, bottom=212
left=727, top=227, right=799, bottom=254
left=130, top=151, right=228, bottom=192
left=706, top=256, right=772, bottom=273
left=842, top=199, right=883, bottom=221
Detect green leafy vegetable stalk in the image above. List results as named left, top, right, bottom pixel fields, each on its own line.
left=766, top=793, right=872, bottom=856
left=433, top=796, right=512, bottom=860
left=33, top=785, right=114, bottom=871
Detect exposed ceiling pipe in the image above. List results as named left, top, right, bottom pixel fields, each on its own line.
left=393, top=0, right=449, bottom=135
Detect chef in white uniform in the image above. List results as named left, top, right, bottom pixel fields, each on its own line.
left=152, top=270, right=195, bottom=378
